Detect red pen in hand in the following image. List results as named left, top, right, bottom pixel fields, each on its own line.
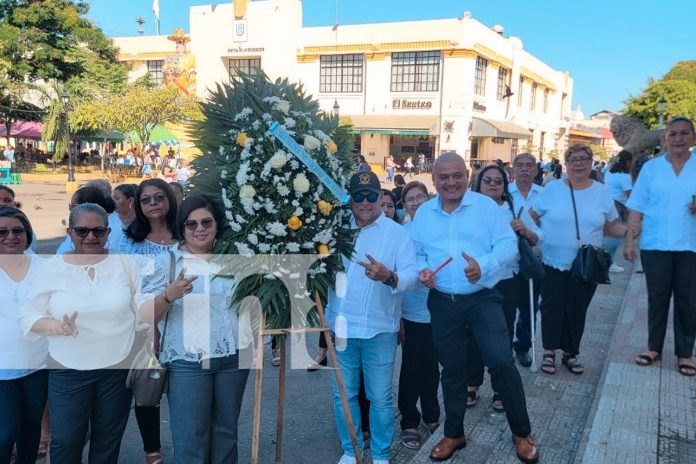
left=431, top=257, right=453, bottom=277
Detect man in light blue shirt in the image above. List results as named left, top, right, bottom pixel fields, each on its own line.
left=508, top=153, right=545, bottom=367
left=326, top=171, right=419, bottom=464
left=410, top=153, right=539, bottom=463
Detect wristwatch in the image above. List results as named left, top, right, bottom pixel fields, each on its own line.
left=384, top=271, right=396, bottom=288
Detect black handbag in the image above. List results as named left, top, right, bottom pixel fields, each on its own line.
left=513, top=207, right=545, bottom=281
left=126, top=250, right=175, bottom=407
left=569, top=182, right=612, bottom=284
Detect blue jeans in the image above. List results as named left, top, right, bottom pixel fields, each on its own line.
left=332, top=332, right=397, bottom=460
left=167, top=355, right=249, bottom=464
left=386, top=167, right=395, bottom=182
left=0, top=370, right=48, bottom=464
left=48, top=369, right=131, bottom=464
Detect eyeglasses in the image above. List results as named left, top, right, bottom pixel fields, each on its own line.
left=184, top=218, right=215, bottom=231
left=71, top=226, right=108, bottom=238
left=0, top=227, right=25, bottom=238
left=566, top=156, right=593, bottom=165
left=404, top=194, right=428, bottom=206
left=139, top=193, right=167, bottom=205
left=351, top=192, right=380, bottom=203
left=481, top=177, right=504, bottom=186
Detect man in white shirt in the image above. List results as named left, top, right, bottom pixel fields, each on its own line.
left=508, top=153, right=545, bottom=367
left=326, top=171, right=419, bottom=464
left=411, top=153, right=539, bottom=463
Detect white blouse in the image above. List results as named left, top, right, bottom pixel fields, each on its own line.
left=532, top=180, right=618, bottom=271
left=0, top=255, right=47, bottom=379
left=20, top=253, right=141, bottom=370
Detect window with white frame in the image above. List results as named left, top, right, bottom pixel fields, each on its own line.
left=390, top=51, right=441, bottom=92
left=147, top=60, right=164, bottom=85
left=320, top=54, right=364, bottom=93
left=530, top=82, right=538, bottom=111
left=496, top=67, right=509, bottom=101
left=474, top=56, right=488, bottom=96
left=228, top=58, right=262, bottom=81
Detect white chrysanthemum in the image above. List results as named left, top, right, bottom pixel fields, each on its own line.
left=264, top=199, right=277, bottom=214
left=294, top=207, right=304, bottom=217
left=239, top=184, right=256, bottom=199
left=289, top=160, right=300, bottom=170
left=258, top=243, right=271, bottom=253
left=303, top=135, right=320, bottom=151
left=284, top=117, right=296, bottom=128
left=220, top=188, right=232, bottom=208
left=236, top=161, right=250, bottom=186
left=252, top=120, right=262, bottom=130
left=313, top=130, right=330, bottom=142
left=235, top=214, right=246, bottom=224
left=263, top=96, right=280, bottom=104
left=313, top=229, right=333, bottom=244
left=262, top=113, right=272, bottom=121
left=286, top=242, right=300, bottom=253
left=269, top=152, right=287, bottom=170
left=293, top=174, right=310, bottom=194
left=277, top=184, right=290, bottom=196
left=235, top=242, right=254, bottom=255
left=275, top=100, right=290, bottom=114
left=267, top=222, right=287, bottom=237
left=248, top=234, right=259, bottom=245
left=229, top=222, right=242, bottom=232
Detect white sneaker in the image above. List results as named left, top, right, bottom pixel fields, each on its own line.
left=337, top=455, right=357, bottom=464
left=609, top=264, right=624, bottom=273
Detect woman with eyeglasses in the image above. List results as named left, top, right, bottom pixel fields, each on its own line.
left=530, top=144, right=626, bottom=375
left=397, top=181, right=440, bottom=450
left=465, top=165, right=541, bottom=412
left=119, top=178, right=179, bottom=464
left=56, top=186, right=117, bottom=254
left=20, top=203, right=140, bottom=463
left=0, top=208, right=48, bottom=464
left=136, top=195, right=250, bottom=464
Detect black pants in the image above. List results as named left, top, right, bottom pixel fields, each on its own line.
left=467, top=277, right=517, bottom=387
left=398, top=319, right=440, bottom=430
left=513, top=273, right=542, bottom=354
left=134, top=406, right=161, bottom=453
left=540, top=265, right=597, bottom=356
left=0, top=370, right=48, bottom=464
left=641, top=250, right=696, bottom=358
left=428, top=288, right=531, bottom=438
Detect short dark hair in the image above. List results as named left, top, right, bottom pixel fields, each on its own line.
left=114, top=183, right=137, bottom=199
left=0, top=185, right=15, bottom=199
left=176, top=195, right=224, bottom=240
left=401, top=181, right=428, bottom=204
left=667, top=117, right=694, bottom=133
left=394, top=174, right=405, bottom=186
left=169, top=181, right=184, bottom=195
left=0, top=207, right=33, bottom=249
left=564, top=144, right=593, bottom=161
left=125, top=179, right=179, bottom=243
left=610, top=150, right=633, bottom=174
left=72, top=186, right=116, bottom=213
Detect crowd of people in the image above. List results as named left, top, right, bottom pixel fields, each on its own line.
left=1, top=117, right=694, bottom=464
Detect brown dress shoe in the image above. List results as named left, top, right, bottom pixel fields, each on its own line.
left=429, top=435, right=467, bottom=461
left=512, top=434, right=539, bottom=463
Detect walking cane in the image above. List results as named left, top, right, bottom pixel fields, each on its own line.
left=528, top=278, right=537, bottom=372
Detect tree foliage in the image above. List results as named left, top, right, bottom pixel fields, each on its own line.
left=624, top=60, right=696, bottom=128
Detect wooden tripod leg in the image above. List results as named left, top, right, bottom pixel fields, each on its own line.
left=275, top=336, right=286, bottom=463
left=315, top=294, right=362, bottom=464
left=251, top=313, right=266, bottom=464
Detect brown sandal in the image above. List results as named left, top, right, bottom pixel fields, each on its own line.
left=635, top=351, right=661, bottom=366
left=541, top=352, right=556, bottom=374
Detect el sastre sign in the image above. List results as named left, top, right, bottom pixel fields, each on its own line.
left=392, top=99, right=433, bottom=110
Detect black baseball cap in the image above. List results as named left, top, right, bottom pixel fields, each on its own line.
left=348, top=172, right=381, bottom=195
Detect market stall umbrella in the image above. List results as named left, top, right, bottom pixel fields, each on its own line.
left=129, top=125, right=179, bottom=146
left=0, top=120, right=44, bottom=139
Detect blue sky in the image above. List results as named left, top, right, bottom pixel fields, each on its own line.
left=87, top=0, right=693, bottom=116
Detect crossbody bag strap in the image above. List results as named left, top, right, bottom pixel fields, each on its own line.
left=158, top=249, right=176, bottom=357
left=568, top=180, right=581, bottom=242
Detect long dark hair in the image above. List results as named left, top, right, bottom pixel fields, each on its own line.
left=475, top=165, right=514, bottom=213
left=0, top=207, right=33, bottom=249
left=609, top=150, right=632, bottom=174
left=380, top=189, right=401, bottom=224
left=124, top=179, right=178, bottom=242
left=176, top=195, right=225, bottom=240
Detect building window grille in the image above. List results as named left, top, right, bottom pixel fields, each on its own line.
left=390, top=51, right=441, bottom=92
left=530, top=82, right=538, bottom=111
left=517, top=76, right=524, bottom=107
left=543, top=88, right=550, bottom=113
left=496, top=67, right=509, bottom=101
left=474, top=56, right=488, bottom=96
left=228, top=58, right=262, bottom=81
left=147, top=60, right=164, bottom=85
left=320, top=54, right=364, bottom=93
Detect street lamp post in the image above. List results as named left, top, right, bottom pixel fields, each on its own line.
left=61, top=90, right=75, bottom=182
left=657, top=99, right=667, bottom=129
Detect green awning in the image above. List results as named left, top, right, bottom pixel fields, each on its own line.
left=129, top=125, right=179, bottom=145
left=351, top=129, right=431, bottom=136
left=80, top=131, right=125, bottom=142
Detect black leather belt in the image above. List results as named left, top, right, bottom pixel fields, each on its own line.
left=431, top=288, right=471, bottom=302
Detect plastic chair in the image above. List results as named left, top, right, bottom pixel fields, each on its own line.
left=10, top=172, right=22, bottom=184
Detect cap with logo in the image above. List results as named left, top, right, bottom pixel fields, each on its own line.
left=349, top=172, right=382, bottom=195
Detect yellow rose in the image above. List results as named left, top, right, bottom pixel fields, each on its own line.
left=326, top=142, right=338, bottom=154
left=318, top=244, right=330, bottom=256
left=236, top=132, right=248, bottom=146
left=317, top=200, right=333, bottom=215
left=287, top=216, right=303, bottom=231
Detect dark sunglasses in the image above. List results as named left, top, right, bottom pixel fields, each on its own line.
left=482, top=177, right=504, bottom=186
left=0, top=227, right=25, bottom=238
left=139, top=193, right=167, bottom=205
left=184, top=218, right=215, bottom=231
left=351, top=192, right=380, bottom=203
left=71, top=226, right=108, bottom=238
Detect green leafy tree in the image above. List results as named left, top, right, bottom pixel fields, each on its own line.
left=663, top=60, right=696, bottom=84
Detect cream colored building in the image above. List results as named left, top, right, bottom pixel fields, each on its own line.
left=113, top=0, right=573, bottom=165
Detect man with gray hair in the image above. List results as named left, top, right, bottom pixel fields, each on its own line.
left=509, top=153, right=545, bottom=367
